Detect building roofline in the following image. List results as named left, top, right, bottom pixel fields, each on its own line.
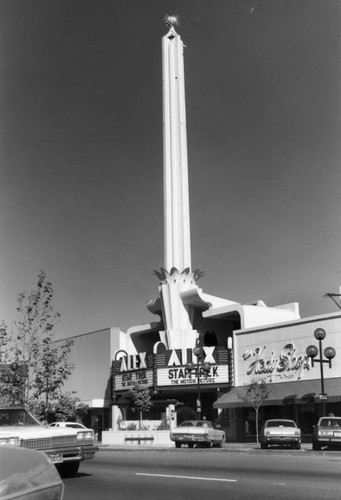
left=234, top=310, right=341, bottom=336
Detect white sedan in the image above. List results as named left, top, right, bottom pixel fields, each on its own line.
left=49, top=422, right=89, bottom=430
left=0, top=407, right=96, bottom=477
left=260, top=419, right=301, bottom=449
left=170, top=420, right=225, bottom=448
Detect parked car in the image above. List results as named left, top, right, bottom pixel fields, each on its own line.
left=49, top=422, right=88, bottom=430
left=0, top=407, right=97, bottom=477
left=170, top=420, right=225, bottom=448
left=312, top=416, right=341, bottom=450
left=0, top=446, right=64, bottom=500
left=260, top=419, right=301, bottom=449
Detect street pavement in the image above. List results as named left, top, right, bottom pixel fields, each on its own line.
left=65, top=441, right=341, bottom=500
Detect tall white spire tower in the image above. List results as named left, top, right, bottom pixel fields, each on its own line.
left=162, top=16, right=191, bottom=271
left=145, top=18, right=301, bottom=351
left=152, top=16, right=199, bottom=350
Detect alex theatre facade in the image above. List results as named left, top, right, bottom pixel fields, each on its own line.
left=112, top=342, right=231, bottom=419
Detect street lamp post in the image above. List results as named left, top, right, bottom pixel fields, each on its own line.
left=306, top=328, right=336, bottom=417
left=227, top=337, right=233, bottom=387
left=186, top=347, right=210, bottom=418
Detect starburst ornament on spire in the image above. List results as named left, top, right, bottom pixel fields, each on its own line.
left=163, top=14, right=180, bottom=29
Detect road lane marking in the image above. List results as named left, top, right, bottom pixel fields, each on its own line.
left=135, top=473, right=237, bottom=483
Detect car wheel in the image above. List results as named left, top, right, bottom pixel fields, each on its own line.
left=57, top=461, right=80, bottom=478
left=207, top=441, right=213, bottom=448
left=260, top=442, right=268, bottom=449
left=217, top=439, right=223, bottom=448
left=175, top=442, right=182, bottom=448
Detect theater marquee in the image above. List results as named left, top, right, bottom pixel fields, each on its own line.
left=112, top=345, right=231, bottom=393
left=157, top=364, right=229, bottom=387
left=114, top=369, right=154, bottom=391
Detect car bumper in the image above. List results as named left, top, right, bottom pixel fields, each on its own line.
left=82, top=444, right=98, bottom=460
left=44, top=444, right=97, bottom=464
left=316, top=437, right=341, bottom=446
left=171, top=435, right=209, bottom=444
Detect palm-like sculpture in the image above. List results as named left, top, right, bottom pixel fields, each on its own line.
left=153, top=267, right=205, bottom=285
left=163, top=14, right=180, bottom=28
left=152, top=267, right=204, bottom=349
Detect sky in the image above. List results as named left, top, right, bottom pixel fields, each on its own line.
left=1, top=0, right=341, bottom=340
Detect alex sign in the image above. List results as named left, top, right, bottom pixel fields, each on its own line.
left=119, top=353, right=147, bottom=371
left=113, top=349, right=153, bottom=390
left=116, top=346, right=217, bottom=372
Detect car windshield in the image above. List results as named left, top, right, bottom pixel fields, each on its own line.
left=0, top=408, right=41, bottom=426
left=320, top=419, right=341, bottom=427
left=266, top=420, right=296, bottom=428
left=180, top=421, right=213, bottom=428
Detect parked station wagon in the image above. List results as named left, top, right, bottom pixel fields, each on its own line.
left=170, top=420, right=225, bottom=448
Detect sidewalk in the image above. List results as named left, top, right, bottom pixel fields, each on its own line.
left=96, top=441, right=313, bottom=452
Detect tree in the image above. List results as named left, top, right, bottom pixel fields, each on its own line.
left=176, top=406, right=197, bottom=425
left=238, top=379, right=270, bottom=443
left=2, top=271, right=74, bottom=417
left=50, top=392, right=89, bottom=422
left=0, top=321, right=26, bottom=405
left=129, top=382, right=153, bottom=430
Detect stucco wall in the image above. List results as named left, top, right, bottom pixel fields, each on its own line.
left=57, top=327, right=121, bottom=405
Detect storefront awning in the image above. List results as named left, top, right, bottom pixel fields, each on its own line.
left=214, top=378, right=341, bottom=408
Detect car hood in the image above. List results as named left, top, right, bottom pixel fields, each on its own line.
left=0, top=425, right=77, bottom=438
left=0, top=447, right=64, bottom=500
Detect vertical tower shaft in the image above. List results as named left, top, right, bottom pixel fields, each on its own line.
left=162, top=26, right=191, bottom=271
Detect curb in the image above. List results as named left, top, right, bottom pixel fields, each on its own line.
left=96, top=442, right=313, bottom=453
